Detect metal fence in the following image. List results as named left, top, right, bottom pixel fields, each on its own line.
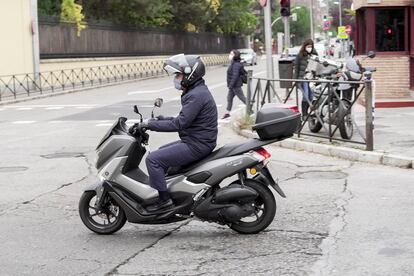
left=0, top=55, right=228, bottom=102
left=246, top=70, right=375, bottom=151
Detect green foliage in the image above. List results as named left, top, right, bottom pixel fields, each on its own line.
left=272, top=6, right=311, bottom=46
left=60, top=0, right=87, bottom=36
left=77, top=1, right=170, bottom=27
left=209, top=0, right=258, bottom=35
left=39, top=0, right=258, bottom=35
left=38, top=0, right=61, bottom=16
left=168, top=0, right=216, bottom=32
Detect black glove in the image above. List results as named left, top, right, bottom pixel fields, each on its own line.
left=128, top=122, right=149, bottom=136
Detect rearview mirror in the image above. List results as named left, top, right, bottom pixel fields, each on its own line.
left=154, top=98, right=163, bottom=108
left=133, top=105, right=143, bottom=123
left=367, top=51, right=376, bottom=59
left=133, top=105, right=139, bottom=114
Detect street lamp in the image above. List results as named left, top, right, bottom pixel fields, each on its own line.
left=333, top=0, right=342, bottom=26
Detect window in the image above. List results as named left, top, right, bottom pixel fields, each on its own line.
left=375, top=9, right=405, bottom=52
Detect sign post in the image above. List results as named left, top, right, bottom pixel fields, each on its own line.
left=262, top=0, right=274, bottom=80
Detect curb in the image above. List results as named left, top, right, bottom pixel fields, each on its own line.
left=231, top=123, right=413, bottom=170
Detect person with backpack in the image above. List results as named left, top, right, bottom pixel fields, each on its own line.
left=222, top=49, right=247, bottom=119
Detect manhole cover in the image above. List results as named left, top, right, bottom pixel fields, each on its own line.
left=391, top=140, right=414, bottom=147
left=0, top=166, right=28, bottom=173
left=296, top=171, right=347, bottom=180
left=41, top=152, right=84, bottom=159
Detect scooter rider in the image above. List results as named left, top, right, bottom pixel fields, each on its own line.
left=130, top=54, right=218, bottom=213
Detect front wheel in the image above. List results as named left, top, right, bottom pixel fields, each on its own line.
left=338, top=101, right=353, bottom=139
left=79, top=191, right=127, bottom=235
left=308, top=114, right=323, bottom=133
left=230, top=180, right=276, bottom=234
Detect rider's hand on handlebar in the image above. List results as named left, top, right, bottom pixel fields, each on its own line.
left=128, top=122, right=149, bottom=136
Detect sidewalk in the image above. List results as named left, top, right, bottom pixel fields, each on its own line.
left=231, top=104, right=414, bottom=169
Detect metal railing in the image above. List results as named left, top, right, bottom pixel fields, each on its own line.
left=246, top=70, right=375, bottom=151
left=0, top=55, right=228, bottom=102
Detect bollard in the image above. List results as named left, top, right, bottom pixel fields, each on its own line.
left=246, top=70, right=253, bottom=115
left=365, top=79, right=374, bottom=151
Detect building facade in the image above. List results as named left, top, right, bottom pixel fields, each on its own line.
left=0, top=0, right=38, bottom=76
left=354, top=0, right=413, bottom=103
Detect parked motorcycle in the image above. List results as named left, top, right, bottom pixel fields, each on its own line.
left=305, top=51, right=376, bottom=139
left=79, top=100, right=301, bottom=235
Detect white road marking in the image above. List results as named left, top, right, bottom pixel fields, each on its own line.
left=128, top=87, right=171, bottom=95
left=96, top=123, right=114, bottom=127
left=216, top=104, right=223, bottom=107
left=49, top=121, right=64, bottom=124
left=209, top=82, right=227, bottom=90
left=45, top=106, right=64, bottom=110
left=4, top=104, right=99, bottom=108
left=75, top=106, right=94, bottom=109
left=16, top=107, right=33, bottom=110
left=12, top=121, right=36, bottom=124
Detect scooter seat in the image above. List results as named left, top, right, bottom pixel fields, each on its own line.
left=166, top=137, right=282, bottom=176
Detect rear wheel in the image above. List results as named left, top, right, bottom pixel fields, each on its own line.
left=79, top=191, right=126, bottom=235
left=230, top=180, right=276, bottom=234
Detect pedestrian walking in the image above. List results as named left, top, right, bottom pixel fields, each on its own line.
left=294, top=39, right=318, bottom=120
left=222, top=49, right=246, bottom=119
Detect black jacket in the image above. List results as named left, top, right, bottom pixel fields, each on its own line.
left=148, top=79, right=218, bottom=156
left=294, top=49, right=318, bottom=79
left=227, top=60, right=244, bottom=89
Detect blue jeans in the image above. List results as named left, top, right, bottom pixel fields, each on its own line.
left=300, top=82, right=313, bottom=103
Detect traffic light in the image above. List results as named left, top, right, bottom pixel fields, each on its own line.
left=280, top=0, right=290, bottom=17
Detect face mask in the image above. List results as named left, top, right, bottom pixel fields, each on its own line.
left=306, top=47, right=313, bottom=54
left=228, top=54, right=234, bottom=61
left=173, top=77, right=182, bottom=90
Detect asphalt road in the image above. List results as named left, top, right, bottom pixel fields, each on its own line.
left=0, top=61, right=413, bottom=275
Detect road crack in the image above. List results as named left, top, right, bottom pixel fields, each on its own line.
left=0, top=152, right=94, bottom=217
left=105, top=220, right=191, bottom=276
left=310, top=175, right=355, bottom=275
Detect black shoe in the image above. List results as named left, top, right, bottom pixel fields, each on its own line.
left=222, top=113, right=230, bottom=119
left=146, top=199, right=174, bottom=213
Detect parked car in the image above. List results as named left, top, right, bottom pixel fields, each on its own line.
left=239, top=48, right=258, bottom=66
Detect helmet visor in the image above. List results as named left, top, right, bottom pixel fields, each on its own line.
left=163, top=54, right=189, bottom=75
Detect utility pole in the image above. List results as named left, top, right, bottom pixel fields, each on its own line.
left=263, top=0, right=274, bottom=80
left=283, top=17, right=290, bottom=53
left=310, top=0, right=314, bottom=40
left=30, top=0, right=40, bottom=77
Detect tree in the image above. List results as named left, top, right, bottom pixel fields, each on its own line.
left=60, top=0, right=87, bottom=36
left=272, top=5, right=311, bottom=46
left=79, top=0, right=172, bottom=27
left=38, top=0, right=61, bottom=16
left=168, top=0, right=220, bottom=32
left=208, top=0, right=258, bottom=35
left=328, top=0, right=354, bottom=29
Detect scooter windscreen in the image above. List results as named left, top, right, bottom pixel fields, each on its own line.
left=96, top=117, right=128, bottom=150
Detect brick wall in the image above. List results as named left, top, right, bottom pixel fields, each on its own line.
left=360, top=56, right=411, bottom=99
